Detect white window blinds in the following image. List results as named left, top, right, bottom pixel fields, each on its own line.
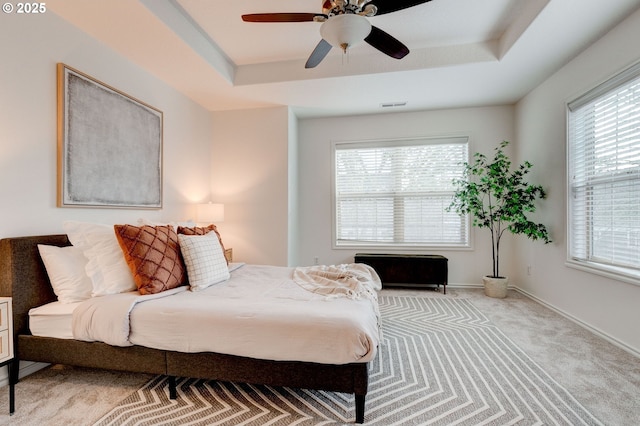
left=567, top=62, right=640, bottom=279
left=334, top=137, right=469, bottom=248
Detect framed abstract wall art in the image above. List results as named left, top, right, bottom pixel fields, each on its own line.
left=57, top=63, right=163, bottom=208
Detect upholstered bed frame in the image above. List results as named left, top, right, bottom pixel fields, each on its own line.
left=0, top=235, right=369, bottom=423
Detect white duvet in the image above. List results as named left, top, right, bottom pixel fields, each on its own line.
left=71, top=264, right=381, bottom=365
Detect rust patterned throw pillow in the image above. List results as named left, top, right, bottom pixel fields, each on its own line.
left=114, top=224, right=186, bottom=295
left=177, top=224, right=227, bottom=264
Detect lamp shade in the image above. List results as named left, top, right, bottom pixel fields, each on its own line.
left=197, top=203, right=224, bottom=223
left=320, top=14, right=372, bottom=52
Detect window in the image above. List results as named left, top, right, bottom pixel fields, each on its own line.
left=567, top=61, right=640, bottom=282
left=333, top=137, right=469, bottom=248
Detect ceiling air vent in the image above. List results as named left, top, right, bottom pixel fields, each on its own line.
left=380, top=101, right=407, bottom=108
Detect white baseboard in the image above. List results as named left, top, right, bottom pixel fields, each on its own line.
left=448, top=283, right=483, bottom=289
left=514, top=286, right=640, bottom=358
left=0, top=361, right=50, bottom=388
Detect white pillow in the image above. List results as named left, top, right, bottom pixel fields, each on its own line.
left=38, top=245, right=93, bottom=303
left=178, top=232, right=230, bottom=291
left=63, top=221, right=137, bottom=297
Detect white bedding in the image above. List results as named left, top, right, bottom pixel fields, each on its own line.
left=34, top=264, right=381, bottom=365
left=29, top=301, right=80, bottom=339
left=27, top=263, right=244, bottom=340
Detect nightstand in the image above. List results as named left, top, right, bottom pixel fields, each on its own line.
left=0, top=297, right=14, bottom=415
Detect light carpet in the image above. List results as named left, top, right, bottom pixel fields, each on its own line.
left=93, top=295, right=602, bottom=425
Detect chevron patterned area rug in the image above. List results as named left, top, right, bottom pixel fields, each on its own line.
left=93, top=296, right=602, bottom=425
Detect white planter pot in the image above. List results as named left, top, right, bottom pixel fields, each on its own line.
left=482, top=276, right=509, bottom=298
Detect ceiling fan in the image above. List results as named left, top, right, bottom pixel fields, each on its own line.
left=242, top=0, right=433, bottom=68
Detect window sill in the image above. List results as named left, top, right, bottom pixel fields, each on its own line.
left=334, top=242, right=472, bottom=251
left=565, top=259, right=640, bottom=287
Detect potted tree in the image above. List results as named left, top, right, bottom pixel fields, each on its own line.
left=448, top=141, right=551, bottom=298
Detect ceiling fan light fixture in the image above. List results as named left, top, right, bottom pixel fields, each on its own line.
left=320, top=14, right=372, bottom=53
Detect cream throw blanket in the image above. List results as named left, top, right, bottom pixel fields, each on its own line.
left=292, top=263, right=382, bottom=300
left=293, top=263, right=383, bottom=340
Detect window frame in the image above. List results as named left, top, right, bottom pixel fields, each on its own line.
left=566, top=60, right=640, bottom=286
left=331, top=136, right=472, bottom=251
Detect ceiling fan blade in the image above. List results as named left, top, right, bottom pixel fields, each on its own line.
left=305, top=39, right=332, bottom=68
left=365, top=26, right=409, bottom=59
left=242, top=13, right=321, bottom=23
left=369, top=0, right=432, bottom=16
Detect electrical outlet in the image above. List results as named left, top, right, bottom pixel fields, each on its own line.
left=527, top=265, right=532, bottom=275
left=314, top=256, right=319, bottom=265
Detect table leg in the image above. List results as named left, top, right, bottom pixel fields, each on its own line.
left=8, top=359, right=18, bottom=415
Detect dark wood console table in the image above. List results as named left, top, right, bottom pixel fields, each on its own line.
left=354, top=253, right=448, bottom=294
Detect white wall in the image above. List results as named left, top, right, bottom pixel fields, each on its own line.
left=0, top=12, right=213, bottom=238
left=287, top=108, right=300, bottom=266
left=296, top=106, right=515, bottom=285
left=514, top=8, right=640, bottom=353
left=210, top=107, right=291, bottom=266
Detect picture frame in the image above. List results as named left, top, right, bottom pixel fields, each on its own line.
left=57, top=63, right=163, bottom=209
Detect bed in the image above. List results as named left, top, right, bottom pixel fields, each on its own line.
left=0, top=233, right=380, bottom=423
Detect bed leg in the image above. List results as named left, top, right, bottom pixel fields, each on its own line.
left=168, top=376, right=177, bottom=399
left=355, top=394, right=365, bottom=424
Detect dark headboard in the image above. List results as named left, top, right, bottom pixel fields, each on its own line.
left=0, top=235, right=70, bottom=339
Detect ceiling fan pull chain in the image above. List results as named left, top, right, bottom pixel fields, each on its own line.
left=342, top=49, right=350, bottom=66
